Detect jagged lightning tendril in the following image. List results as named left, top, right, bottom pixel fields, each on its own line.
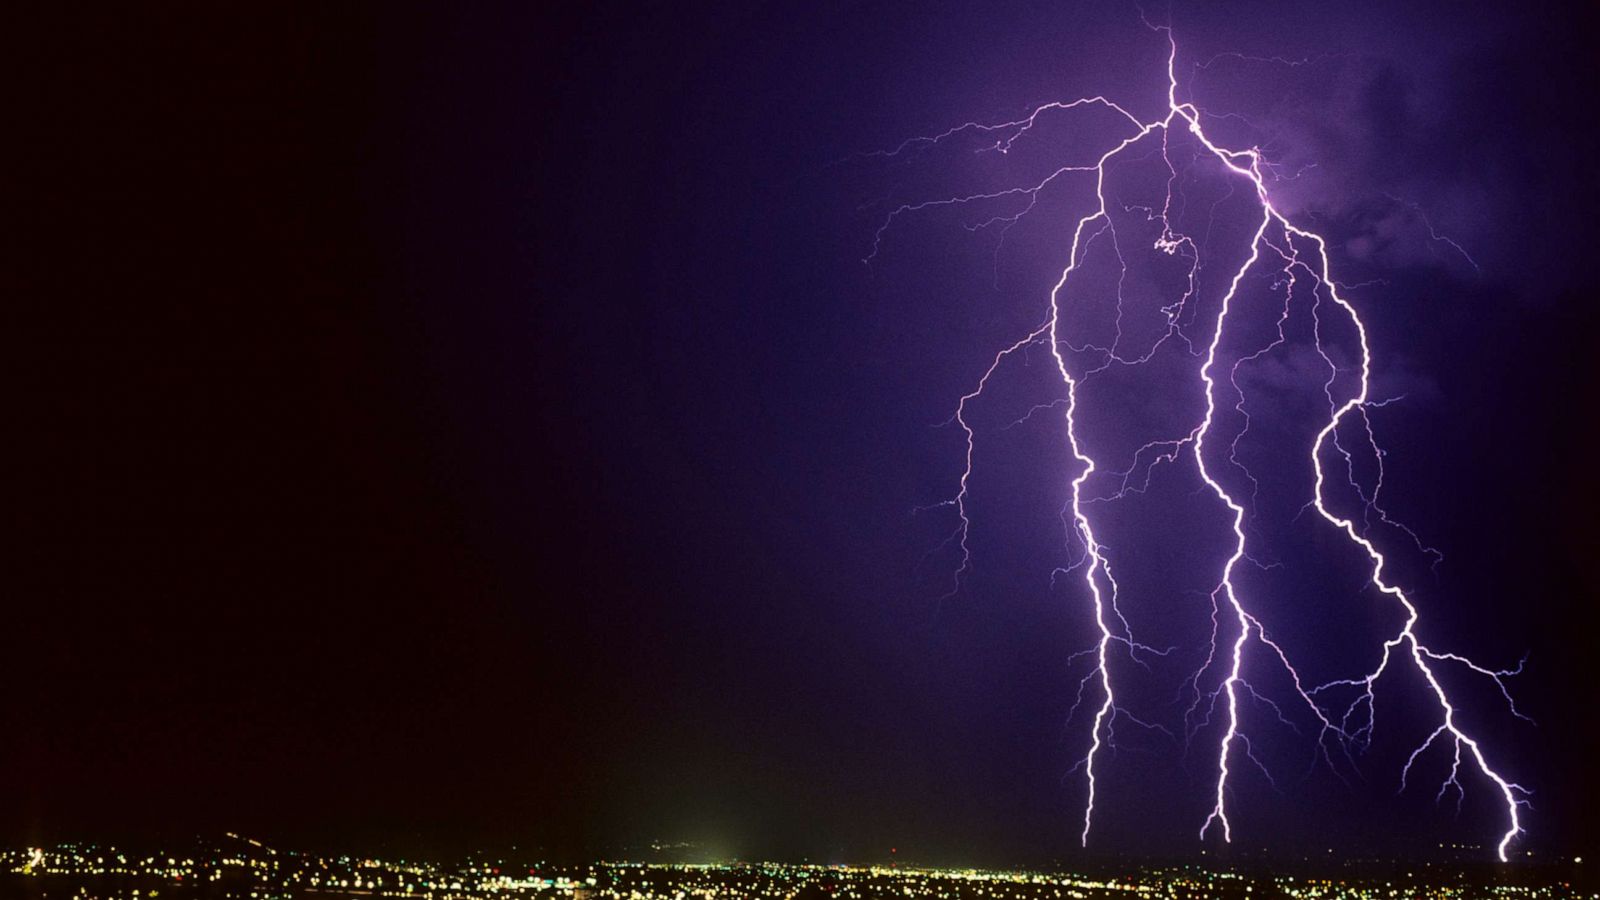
left=870, top=24, right=1529, bottom=859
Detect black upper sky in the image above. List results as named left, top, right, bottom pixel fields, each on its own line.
left=10, top=1, right=1599, bottom=866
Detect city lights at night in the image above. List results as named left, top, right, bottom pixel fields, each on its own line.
left=3, top=839, right=1594, bottom=900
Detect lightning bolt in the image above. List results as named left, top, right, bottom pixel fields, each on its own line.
left=865, top=21, right=1530, bottom=859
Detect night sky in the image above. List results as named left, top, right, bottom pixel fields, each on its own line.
left=11, top=1, right=1600, bottom=867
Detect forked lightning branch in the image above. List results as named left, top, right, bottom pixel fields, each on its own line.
left=866, top=23, right=1530, bottom=860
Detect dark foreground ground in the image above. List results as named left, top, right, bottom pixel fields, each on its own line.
left=1, top=839, right=1593, bottom=900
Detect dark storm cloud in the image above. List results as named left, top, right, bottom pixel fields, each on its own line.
left=1186, top=13, right=1589, bottom=299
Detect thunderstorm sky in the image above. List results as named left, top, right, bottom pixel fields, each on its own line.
left=12, top=0, right=1600, bottom=864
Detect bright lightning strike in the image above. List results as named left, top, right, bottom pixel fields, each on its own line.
left=866, top=22, right=1531, bottom=860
